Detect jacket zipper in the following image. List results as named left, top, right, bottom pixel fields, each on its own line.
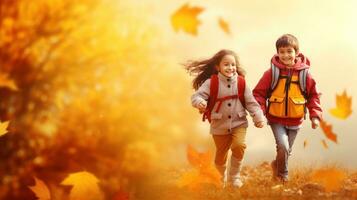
left=285, top=69, right=291, bottom=116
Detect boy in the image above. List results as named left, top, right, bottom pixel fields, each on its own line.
left=253, top=34, right=322, bottom=182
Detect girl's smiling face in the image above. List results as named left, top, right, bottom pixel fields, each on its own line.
left=277, top=46, right=298, bottom=67
left=216, top=54, right=236, bottom=77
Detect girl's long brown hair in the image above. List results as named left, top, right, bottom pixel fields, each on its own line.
left=185, top=49, right=246, bottom=90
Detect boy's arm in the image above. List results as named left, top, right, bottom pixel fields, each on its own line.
left=191, top=79, right=210, bottom=109
left=253, top=69, right=272, bottom=114
left=306, top=73, right=323, bottom=120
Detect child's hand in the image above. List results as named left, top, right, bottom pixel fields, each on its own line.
left=197, top=101, right=207, bottom=113
left=254, top=121, right=264, bottom=128
left=311, top=118, right=319, bottom=129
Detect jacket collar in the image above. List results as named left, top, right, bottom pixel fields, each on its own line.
left=217, top=72, right=237, bottom=84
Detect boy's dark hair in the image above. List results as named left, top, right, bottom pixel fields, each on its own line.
left=276, top=34, right=299, bottom=53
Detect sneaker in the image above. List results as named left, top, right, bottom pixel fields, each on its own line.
left=279, top=176, right=289, bottom=184
left=231, top=177, right=244, bottom=188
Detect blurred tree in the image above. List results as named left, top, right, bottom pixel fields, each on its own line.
left=0, top=0, right=200, bottom=199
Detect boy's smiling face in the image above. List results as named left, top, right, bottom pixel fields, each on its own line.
left=277, top=46, right=298, bottom=67
left=216, top=54, right=236, bottom=78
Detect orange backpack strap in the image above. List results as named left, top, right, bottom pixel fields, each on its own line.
left=203, top=74, right=219, bottom=122
left=238, top=75, right=246, bottom=108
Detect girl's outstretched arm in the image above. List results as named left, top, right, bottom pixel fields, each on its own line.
left=191, top=79, right=211, bottom=109
left=244, top=85, right=266, bottom=125
left=253, top=69, right=272, bottom=114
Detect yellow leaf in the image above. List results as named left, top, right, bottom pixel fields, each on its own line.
left=0, top=121, right=10, bottom=137
left=320, top=120, right=338, bottom=144
left=61, top=171, right=104, bottom=200
left=218, top=17, right=231, bottom=35
left=171, top=3, right=204, bottom=35
left=329, top=90, right=352, bottom=119
left=28, top=177, right=51, bottom=200
left=0, top=73, right=18, bottom=91
left=311, top=168, right=347, bottom=192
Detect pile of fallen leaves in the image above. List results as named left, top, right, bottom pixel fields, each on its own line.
left=21, top=158, right=357, bottom=199
left=154, top=146, right=357, bottom=200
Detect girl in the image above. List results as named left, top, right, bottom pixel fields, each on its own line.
left=186, top=49, right=265, bottom=188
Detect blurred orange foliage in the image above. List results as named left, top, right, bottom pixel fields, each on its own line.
left=311, top=167, right=347, bottom=192
left=0, top=0, right=195, bottom=199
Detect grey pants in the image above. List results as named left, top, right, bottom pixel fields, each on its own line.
left=270, top=123, right=299, bottom=179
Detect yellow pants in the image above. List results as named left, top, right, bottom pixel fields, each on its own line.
left=212, top=127, right=247, bottom=166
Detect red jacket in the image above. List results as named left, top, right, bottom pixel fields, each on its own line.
left=253, top=53, right=323, bottom=126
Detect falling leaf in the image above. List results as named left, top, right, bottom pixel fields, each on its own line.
left=0, top=73, right=18, bottom=91
left=28, top=177, right=51, bottom=200
left=320, top=120, right=338, bottom=144
left=303, top=139, right=308, bottom=148
left=61, top=171, right=104, bottom=200
left=187, top=144, right=211, bottom=169
left=311, top=168, right=347, bottom=192
left=171, top=3, right=204, bottom=35
left=218, top=17, right=231, bottom=35
left=177, top=145, right=221, bottom=190
left=321, top=139, right=328, bottom=149
left=0, top=121, right=10, bottom=137
left=329, top=90, right=352, bottom=119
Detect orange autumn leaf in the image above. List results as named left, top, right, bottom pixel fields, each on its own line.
left=0, top=73, right=18, bottom=91
left=28, top=177, right=51, bottom=200
left=320, top=119, right=338, bottom=144
left=303, top=139, right=308, bottom=148
left=187, top=144, right=211, bottom=169
left=61, top=171, right=104, bottom=200
left=177, top=145, right=221, bottom=190
left=171, top=3, right=204, bottom=35
left=218, top=17, right=231, bottom=35
left=0, top=121, right=10, bottom=137
left=329, top=90, right=352, bottom=119
left=311, top=168, right=347, bottom=192
left=321, top=139, right=329, bottom=149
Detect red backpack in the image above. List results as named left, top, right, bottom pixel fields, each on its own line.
left=202, top=74, right=246, bottom=122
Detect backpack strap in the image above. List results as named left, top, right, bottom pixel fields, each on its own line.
left=203, top=74, right=245, bottom=122
left=203, top=74, right=219, bottom=122
left=299, top=68, right=309, bottom=98
left=270, top=63, right=280, bottom=91
left=268, top=63, right=280, bottom=98
left=298, top=68, right=309, bottom=120
left=237, top=75, right=246, bottom=108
